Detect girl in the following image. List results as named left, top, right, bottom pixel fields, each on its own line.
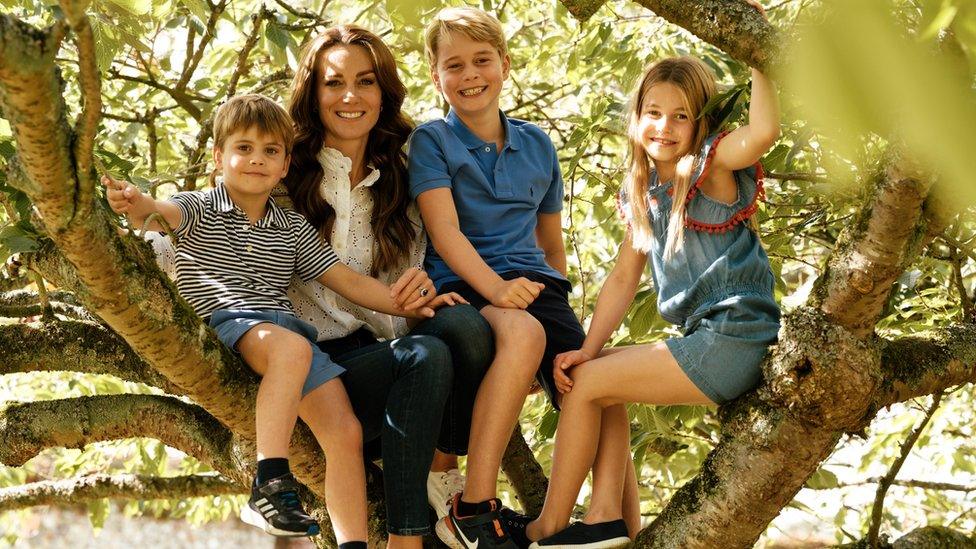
left=284, top=25, right=492, bottom=549
left=524, top=51, right=781, bottom=549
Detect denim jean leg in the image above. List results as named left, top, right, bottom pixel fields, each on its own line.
left=321, top=335, right=451, bottom=535
left=383, top=335, right=453, bottom=534
left=408, top=304, right=493, bottom=455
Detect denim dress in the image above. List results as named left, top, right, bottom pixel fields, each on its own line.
left=621, top=132, right=781, bottom=403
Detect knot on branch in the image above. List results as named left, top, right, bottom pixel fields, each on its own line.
left=761, top=307, right=881, bottom=430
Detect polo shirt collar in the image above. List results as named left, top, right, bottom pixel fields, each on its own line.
left=211, top=182, right=289, bottom=228
left=445, top=109, right=522, bottom=151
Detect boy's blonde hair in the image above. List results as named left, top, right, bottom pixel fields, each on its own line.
left=423, top=7, right=507, bottom=67
left=624, top=56, right=717, bottom=259
left=212, top=94, right=295, bottom=154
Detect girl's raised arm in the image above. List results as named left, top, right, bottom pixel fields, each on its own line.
left=712, top=67, right=780, bottom=172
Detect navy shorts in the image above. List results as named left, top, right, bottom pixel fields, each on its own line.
left=666, top=294, right=780, bottom=404
left=440, top=270, right=584, bottom=409
left=209, top=309, right=345, bottom=396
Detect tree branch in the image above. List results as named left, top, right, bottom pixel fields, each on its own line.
left=501, top=425, right=548, bottom=516
left=891, top=526, right=976, bottom=548
left=559, top=0, right=777, bottom=69
left=810, top=157, right=934, bottom=337
left=58, top=0, right=100, bottom=213
left=0, top=394, right=239, bottom=476
left=0, top=320, right=181, bottom=393
left=867, top=392, right=943, bottom=547
left=175, top=0, right=227, bottom=92
left=226, top=9, right=268, bottom=98
left=876, top=324, right=976, bottom=408
left=0, top=473, right=245, bottom=512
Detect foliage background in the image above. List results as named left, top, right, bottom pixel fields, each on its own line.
left=0, top=0, right=973, bottom=545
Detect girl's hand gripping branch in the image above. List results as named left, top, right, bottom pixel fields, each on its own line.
left=552, top=348, right=594, bottom=394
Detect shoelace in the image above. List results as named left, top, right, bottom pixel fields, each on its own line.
left=279, top=490, right=301, bottom=510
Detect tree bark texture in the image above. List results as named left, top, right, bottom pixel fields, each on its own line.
left=0, top=394, right=241, bottom=476
left=0, top=320, right=181, bottom=393
left=559, top=0, right=775, bottom=70
left=0, top=473, right=245, bottom=512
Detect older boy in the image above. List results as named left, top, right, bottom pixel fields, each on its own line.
left=409, top=8, right=638, bottom=549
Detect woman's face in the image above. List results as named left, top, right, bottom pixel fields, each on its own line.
left=315, top=44, right=382, bottom=152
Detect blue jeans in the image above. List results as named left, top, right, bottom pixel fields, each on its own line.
left=316, top=304, right=493, bottom=536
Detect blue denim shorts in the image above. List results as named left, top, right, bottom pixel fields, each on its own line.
left=209, top=309, right=345, bottom=396
left=666, top=294, right=780, bottom=404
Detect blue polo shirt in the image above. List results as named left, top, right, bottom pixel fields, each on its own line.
left=408, top=109, right=565, bottom=288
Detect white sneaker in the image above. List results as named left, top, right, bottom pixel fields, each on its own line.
left=427, top=468, right=466, bottom=520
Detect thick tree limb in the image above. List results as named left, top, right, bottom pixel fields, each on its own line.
left=501, top=425, right=548, bottom=516
left=0, top=473, right=245, bottom=512
left=810, top=160, right=934, bottom=338
left=57, top=0, right=100, bottom=210
left=0, top=394, right=239, bottom=476
left=892, top=526, right=976, bottom=548
left=876, top=324, right=976, bottom=408
left=559, top=0, right=775, bottom=69
left=0, top=288, right=91, bottom=320
left=0, top=320, right=181, bottom=393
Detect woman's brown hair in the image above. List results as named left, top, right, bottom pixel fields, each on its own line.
left=285, top=25, right=415, bottom=276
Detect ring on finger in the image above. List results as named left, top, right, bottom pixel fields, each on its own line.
left=419, top=287, right=429, bottom=297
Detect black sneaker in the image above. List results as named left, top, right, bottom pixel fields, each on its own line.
left=435, top=494, right=519, bottom=548
left=240, top=474, right=320, bottom=537
left=499, top=507, right=533, bottom=548
left=527, top=519, right=630, bottom=548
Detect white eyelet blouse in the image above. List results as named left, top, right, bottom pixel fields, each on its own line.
left=286, top=147, right=426, bottom=341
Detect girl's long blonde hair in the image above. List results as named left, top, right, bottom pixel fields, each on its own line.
left=624, top=56, right=718, bottom=259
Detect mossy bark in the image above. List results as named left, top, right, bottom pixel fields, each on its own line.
left=0, top=320, right=181, bottom=393
left=0, top=474, right=245, bottom=512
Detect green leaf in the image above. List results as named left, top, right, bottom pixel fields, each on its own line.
left=0, top=223, right=40, bottom=254
left=87, top=498, right=110, bottom=531
left=805, top=467, right=839, bottom=489
left=104, top=0, right=151, bottom=16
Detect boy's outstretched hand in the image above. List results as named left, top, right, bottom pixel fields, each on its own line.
left=101, top=175, right=148, bottom=216
left=489, top=277, right=546, bottom=309
left=552, top=348, right=594, bottom=394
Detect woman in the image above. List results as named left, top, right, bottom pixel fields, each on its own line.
left=148, top=24, right=491, bottom=549
left=283, top=25, right=491, bottom=548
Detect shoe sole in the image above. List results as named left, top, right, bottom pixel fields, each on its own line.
left=240, top=505, right=320, bottom=537
left=435, top=517, right=465, bottom=549
left=527, top=537, right=631, bottom=549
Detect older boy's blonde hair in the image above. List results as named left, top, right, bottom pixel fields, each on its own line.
left=212, top=94, right=295, bottom=154
left=423, top=7, right=507, bottom=67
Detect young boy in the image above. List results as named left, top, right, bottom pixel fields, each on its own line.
left=409, top=8, right=641, bottom=549
left=104, top=94, right=459, bottom=546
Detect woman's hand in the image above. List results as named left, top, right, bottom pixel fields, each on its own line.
left=553, top=348, right=594, bottom=394
left=744, top=0, right=766, bottom=18
left=390, top=267, right=437, bottom=310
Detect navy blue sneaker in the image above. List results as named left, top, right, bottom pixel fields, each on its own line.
left=527, top=519, right=630, bottom=548
left=436, top=494, right=519, bottom=548
left=499, top=507, right=533, bottom=548
left=240, top=474, right=320, bottom=537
